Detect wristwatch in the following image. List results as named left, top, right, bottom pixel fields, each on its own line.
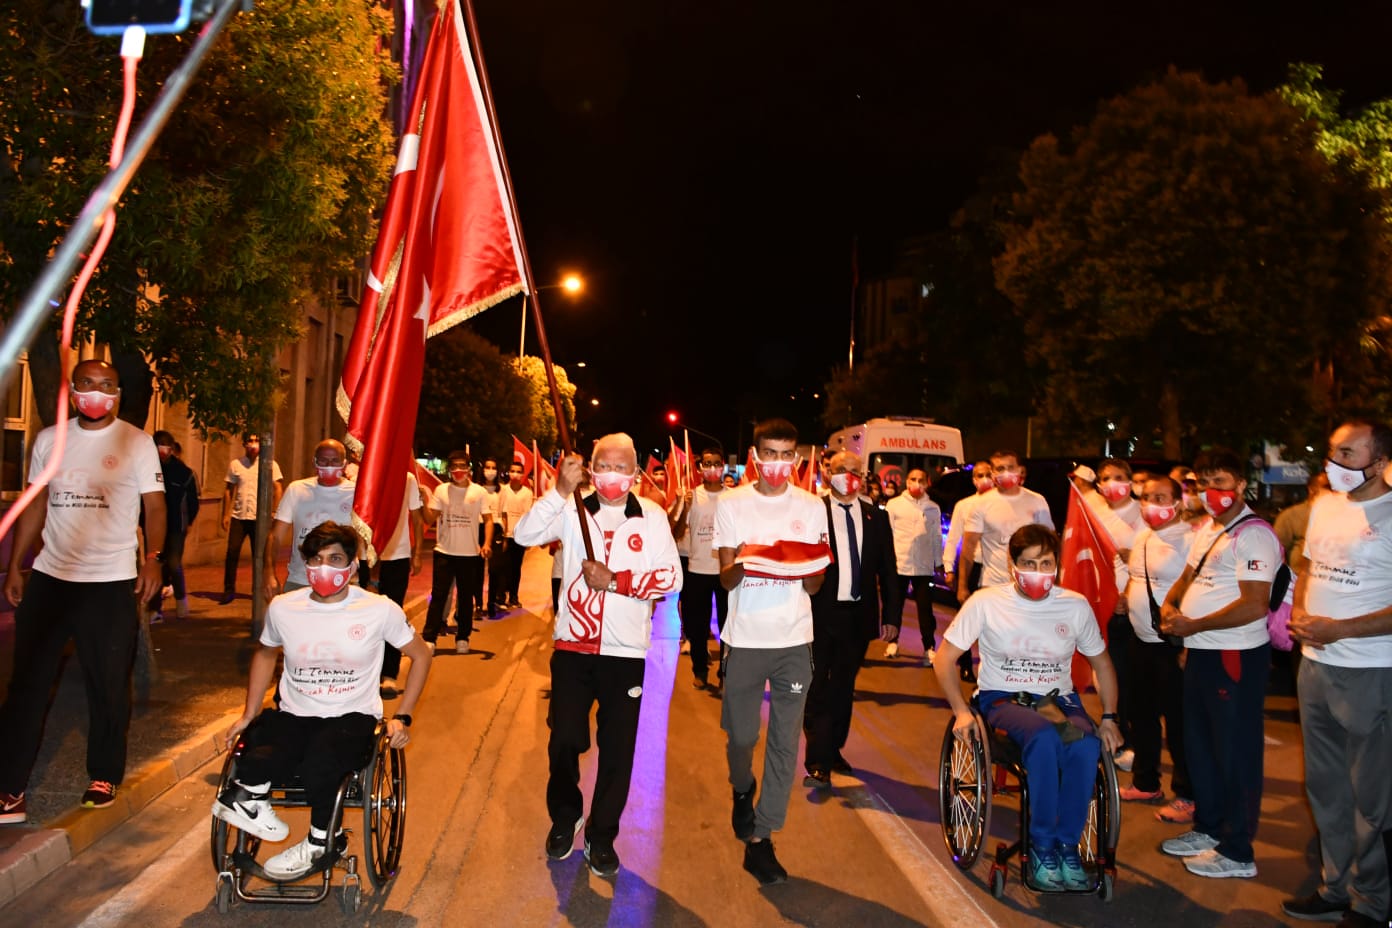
left=392, top=714, right=412, bottom=727
left=146, top=551, right=164, bottom=563
left=605, top=578, right=618, bottom=593
left=1101, top=713, right=1119, bottom=722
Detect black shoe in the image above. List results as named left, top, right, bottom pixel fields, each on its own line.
left=584, top=839, right=620, bottom=877
left=732, top=778, right=756, bottom=840
left=743, top=839, right=788, bottom=885
left=802, top=768, right=831, bottom=789
left=830, top=754, right=854, bottom=776
left=1335, top=912, right=1382, bottom=928
left=545, top=817, right=583, bottom=861
left=1281, top=892, right=1347, bottom=922
left=692, top=674, right=708, bottom=690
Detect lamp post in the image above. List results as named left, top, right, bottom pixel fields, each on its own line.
left=665, top=412, right=724, bottom=449
left=521, top=273, right=582, bottom=357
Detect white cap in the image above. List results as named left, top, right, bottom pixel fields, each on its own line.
left=1071, top=464, right=1097, bottom=483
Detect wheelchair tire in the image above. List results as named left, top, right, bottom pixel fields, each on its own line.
left=365, top=736, right=408, bottom=888
left=215, top=876, right=233, bottom=914
left=1080, top=748, right=1121, bottom=870
left=938, top=714, right=992, bottom=870
left=989, top=866, right=1006, bottom=899
left=341, top=883, right=362, bottom=914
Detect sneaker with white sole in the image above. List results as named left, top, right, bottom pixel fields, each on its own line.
left=1161, top=829, right=1220, bottom=857
left=212, top=781, right=290, bottom=841
left=81, top=780, right=118, bottom=809
left=0, top=791, right=26, bottom=824
left=545, top=816, right=584, bottom=860
left=1183, top=849, right=1257, bottom=878
left=1156, top=797, right=1196, bottom=823
left=1112, top=748, right=1135, bottom=772
left=264, top=832, right=328, bottom=880
left=455, top=638, right=469, bottom=654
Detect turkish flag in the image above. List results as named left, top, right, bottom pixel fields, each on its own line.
left=512, top=435, right=534, bottom=476
left=337, top=0, right=524, bottom=560
left=1059, top=483, right=1119, bottom=692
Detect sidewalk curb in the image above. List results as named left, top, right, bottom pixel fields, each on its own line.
left=0, top=592, right=429, bottom=909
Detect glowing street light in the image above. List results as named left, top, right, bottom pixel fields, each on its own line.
left=520, top=272, right=584, bottom=357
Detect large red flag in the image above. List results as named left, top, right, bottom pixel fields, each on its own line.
left=512, top=435, right=534, bottom=476
left=337, top=0, right=525, bottom=559
left=1059, top=483, right=1119, bottom=692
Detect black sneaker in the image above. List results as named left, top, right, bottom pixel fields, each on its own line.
left=743, top=839, right=788, bottom=885
left=732, top=778, right=756, bottom=840
left=81, top=780, right=117, bottom=809
left=545, top=817, right=583, bottom=861
left=802, top=768, right=830, bottom=789
left=1281, top=892, right=1346, bottom=922
left=830, top=754, right=854, bottom=776
left=584, top=839, right=620, bottom=877
left=1335, top=911, right=1382, bottom=928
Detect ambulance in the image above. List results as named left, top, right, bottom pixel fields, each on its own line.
left=825, top=417, right=964, bottom=495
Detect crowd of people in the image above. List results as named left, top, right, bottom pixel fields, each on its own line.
left=0, top=366, right=1387, bottom=923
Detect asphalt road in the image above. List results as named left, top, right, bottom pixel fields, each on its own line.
left=2, top=549, right=1328, bottom=927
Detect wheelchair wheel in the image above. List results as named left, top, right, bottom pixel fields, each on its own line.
left=1079, top=747, right=1120, bottom=871
left=364, top=735, right=407, bottom=888
left=215, top=876, right=233, bottom=914
left=938, top=712, right=992, bottom=869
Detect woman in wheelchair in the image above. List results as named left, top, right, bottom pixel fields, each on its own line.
left=211, top=521, right=432, bottom=880
left=934, top=524, right=1121, bottom=892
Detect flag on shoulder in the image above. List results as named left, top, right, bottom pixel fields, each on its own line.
left=1059, top=482, right=1119, bottom=692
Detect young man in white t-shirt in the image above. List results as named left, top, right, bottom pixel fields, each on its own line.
left=715, top=418, right=830, bottom=885
left=498, top=460, right=535, bottom=608
left=936, top=523, right=1121, bottom=892
left=1281, top=420, right=1392, bottom=925
left=265, top=439, right=356, bottom=597
left=942, top=459, right=995, bottom=599
left=1160, top=449, right=1278, bottom=879
left=1093, top=458, right=1146, bottom=773
left=221, top=433, right=283, bottom=604
left=674, top=447, right=729, bottom=689
left=0, top=360, right=166, bottom=819
left=958, top=450, right=1054, bottom=601
left=1120, top=475, right=1196, bottom=822
left=421, top=451, right=493, bottom=653
left=213, top=521, right=431, bottom=880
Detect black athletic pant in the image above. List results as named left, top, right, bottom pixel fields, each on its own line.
left=423, top=552, right=482, bottom=642
left=224, top=518, right=257, bottom=594
left=0, top=571, right=138, bottom=791
left=377, top=558, right=411, bottom=679
left=546, top=650, right=645, bottom=844
left=1128, top=637, right=1191, bottom=797
left=233, top=709, right=377, bottom=831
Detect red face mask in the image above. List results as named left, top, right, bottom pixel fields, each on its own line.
left=73, top=389, right=117, bottom=419
left=1099, top=481, right=1131, bottom=503
left=316, top=465, right=345, bottom=486
left=995, top=471, right=1024, bottom=490
left=306, top=563, right=353, bottom=598
left=829, top=472, right=862, bottom=496
left=1141, top=503, right=1177, bottom=528
left=592, top=471, right=635, bottom=501
left=1014, top=569, right=1054, bottom=600
left=449, top=468, right=470, bottom=484
left=907, top=484, right=926, bottom=499
left=1202, top=487, right=1240, bottom=518
left=701, top=465, right=724, bottom=484
left=753, top=452, right=794, bottom=488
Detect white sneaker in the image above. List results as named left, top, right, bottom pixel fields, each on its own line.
left=263, top=834, right=327, bottom=880
left=1183, top=849, right=1257, bottom=879
left=212, top=783, right=289, bottom=842
left=1113, top=748, right=1135, bottom=772
left=884, top=642, right=899, bottom=658
left=1161, top=830, right=1220, bottom=857
left=921, top=650, right=933, bottom=668
left=455, top=639, right=469, bottom=654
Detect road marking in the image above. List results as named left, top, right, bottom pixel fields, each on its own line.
left=75, top=818, right=206, bottom=928
left=846, top=783, right=1003, bottom=928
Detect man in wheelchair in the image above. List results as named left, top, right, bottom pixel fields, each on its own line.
left=935, top=524, right=1122, bottom=891
left=212, top=521, right=432, bottom=880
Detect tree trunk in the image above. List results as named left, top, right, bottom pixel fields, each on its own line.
left=111, top=348, right=154, bottom=429
left=1160, top=380, right=1182, bottom=461
left=26, top=325, right=62, bottom=427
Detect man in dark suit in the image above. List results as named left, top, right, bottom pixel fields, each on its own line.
left=803, top=451, right=905, bottom=788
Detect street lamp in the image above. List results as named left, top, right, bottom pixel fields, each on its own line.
left=520, top=273, right=584, bottom=357
left=666, top=412, right=723, bottom=449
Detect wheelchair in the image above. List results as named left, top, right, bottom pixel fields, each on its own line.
left=938, top=700, right=1120, bottom=900
left=210, top=721, right=407, bottom=914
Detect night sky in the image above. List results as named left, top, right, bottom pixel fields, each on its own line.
left=461, top=0, right=1392, bottom=455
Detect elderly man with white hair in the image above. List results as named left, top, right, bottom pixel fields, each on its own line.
left=514, top=433, right=682, bottom=878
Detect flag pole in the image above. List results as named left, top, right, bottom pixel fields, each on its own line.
left=458, top=0, right=594, bottom=559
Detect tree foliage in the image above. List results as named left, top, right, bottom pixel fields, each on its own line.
left=513, top=354, right=577, bottom=457
left=416, top=328, right=533, bottom=462
left=994, top=68, right=1392, bottom=458
left=0, top=0, right=396, bottom=432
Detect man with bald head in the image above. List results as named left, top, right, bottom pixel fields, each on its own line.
left=0, top=360, right=165, bottom=819
left=265, top=439, right=356, bottom=596
left=515, top=433, right=682, bottom=878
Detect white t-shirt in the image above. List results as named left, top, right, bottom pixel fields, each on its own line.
left=714, top=483, right=828, bottom=648
left=273, top=478, right=358, bottom=585
left=885, top=491, right=944, bottom=575
left=1126, top=521, right=1196, bottom=644
left=944, top=492, right=988, bottom=573
left=430, top=482, right=491, bottom=556
left=29, top=419, right=163, bottom=582
left=1179, top=506, right=1279, bottom=650
left=966, top=488, right=1055, bottom=587
left=226, top=455, right=283, bottom=520
left=686, top=485, right=724, bottom=575
left=380, top=472, right=423, bottom=562
left=1301, top=490, right=1392, bottom=668
left=261, top=586, right=416, bottom=719
left=496, top=483, right=534, bottom=538
left=943, top=584, right=1105, bottom=696
left=1096, top=499, right=1144, bottom=588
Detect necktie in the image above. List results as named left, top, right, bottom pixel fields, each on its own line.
left=840, top=503, right=861, bottom=600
